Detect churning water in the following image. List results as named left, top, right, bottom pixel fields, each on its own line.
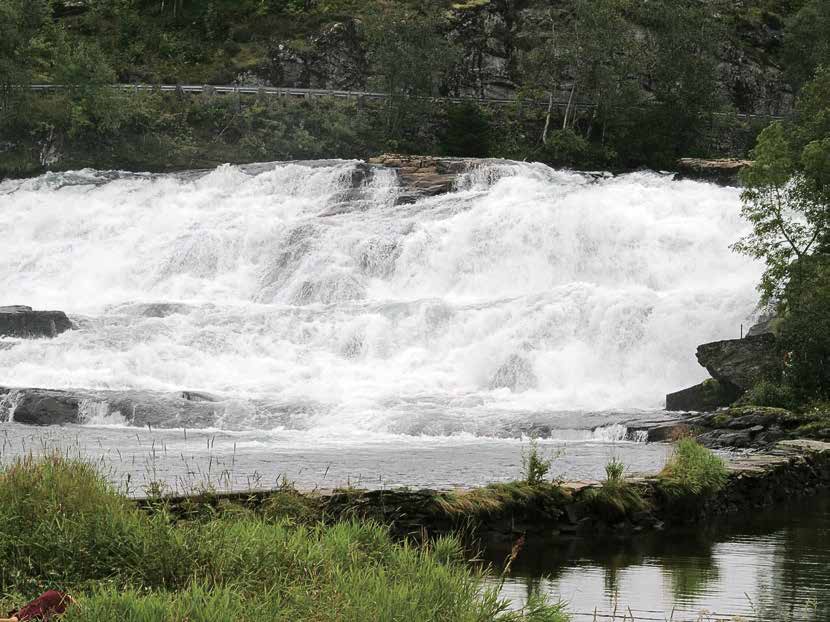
left=0, top=159, right=760, bottom=485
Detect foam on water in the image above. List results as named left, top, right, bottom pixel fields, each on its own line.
left=0, top=159, right=761, bottom=436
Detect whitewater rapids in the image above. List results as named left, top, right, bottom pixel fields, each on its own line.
left=0, top=160, right=760, bottom=443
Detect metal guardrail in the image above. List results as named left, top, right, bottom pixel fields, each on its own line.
left=26, top=83, right=785, bottom=120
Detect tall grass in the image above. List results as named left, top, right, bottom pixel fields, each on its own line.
left=0, top=453, right=568, bottom=622
left=583, top=458, right=648, bottom=522
left=658, top=438, right=728, bottom=499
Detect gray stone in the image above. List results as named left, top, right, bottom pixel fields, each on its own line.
left=0, top=306, right=72, bottom=338
left=666, top=379, right=742, bottom=412
left=696, top=333, right=779, bottom=392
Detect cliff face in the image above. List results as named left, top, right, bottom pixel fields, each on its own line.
left=263, top=1, right=794, bottom=116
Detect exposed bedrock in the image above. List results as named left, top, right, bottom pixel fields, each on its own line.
left=0, top=387, right=233, bottom=428
left=368, top=153, right=471, bottom=203
left=675, top=158, right=752, bottom=185
left=0, top=305, right=73, bottom=338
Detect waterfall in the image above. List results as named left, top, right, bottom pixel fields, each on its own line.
left=0, top=159, right=761, bottom=436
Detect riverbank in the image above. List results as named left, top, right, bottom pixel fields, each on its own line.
left=136, top=438, right=830, bottom=547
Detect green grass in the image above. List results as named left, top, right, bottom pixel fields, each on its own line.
left=436, top=481, right=568, bottom=517
left=0, top=453, right=567, bottom=621
left=657, top=438, right=728, bottom=500
left=583, top=458, right=648, bottom=522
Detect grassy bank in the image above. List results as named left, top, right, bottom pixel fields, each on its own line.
left=0, top=454, right=566, bottom=622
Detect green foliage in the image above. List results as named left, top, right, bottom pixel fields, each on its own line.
left=744, top=379, right=799, bottom=410
left=778, top=255, right=830, bottom=398
left=658, top=438, right=728, bottom=500
left=0, top=455, right=566, bottom=622
left=363, top=1, right=460, bottom=147
left=440, top=102, right=491, bottom=157
left=522, top=439, right=552, bottom=485
left=783, top=0, right=830, bottom=89
left=734, top=118, right=830, bottom=303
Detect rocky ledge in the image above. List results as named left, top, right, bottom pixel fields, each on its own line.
left=0, top=305, right=72, bottom=338
left=368, top=153, right=473, bottom=203
left=675, top=158, right=753, bottom=185
left=0, top=386, right=230, bottom=427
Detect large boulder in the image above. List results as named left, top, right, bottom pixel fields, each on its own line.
left=666, top=378, right=742, bottom=412
left=0, top=306, right=72, bottom=338
left=696, top=333, right=779, bottom=393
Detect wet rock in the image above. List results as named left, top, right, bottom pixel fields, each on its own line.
left=489, top=354, right=537, bottom=392
left=644, top=421, right=696, bottom=442
left=696, top=333, right=779, bottom=392
left=0, top=388, right=82, bottom=425
left=368, top=154, right=471, bottom=204
left=0, top=306, right=72, bottom=338
left=666, top=378, right=742, bottom=412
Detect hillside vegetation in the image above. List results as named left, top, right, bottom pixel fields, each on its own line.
left=1, top=0, right=828, bottom=176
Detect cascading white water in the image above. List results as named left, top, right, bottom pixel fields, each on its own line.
left=0, top=159, right=761, bottom=438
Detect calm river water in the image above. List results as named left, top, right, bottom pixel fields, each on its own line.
left=488, top=493, right=830, bottom=621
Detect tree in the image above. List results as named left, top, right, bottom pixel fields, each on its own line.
left=363, top=1, right=460, bottom=148
left=732, top=122, right=828, bottom=304
left=734, top=68, right=830, bottom=401
left=0, top=0, right=50, bottom=113
left=520, top=0, right=641, bottom=147
left=783, top=0, right=830, bottom=91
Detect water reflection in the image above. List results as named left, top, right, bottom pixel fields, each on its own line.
left=487, top=494, right=830, bottom=621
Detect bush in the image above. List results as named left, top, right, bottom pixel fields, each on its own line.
left=658, top=438, right=728, bottom=499
left=522, top=439, right=552, bottom=485
left=743, top=380, right=799, bottom=410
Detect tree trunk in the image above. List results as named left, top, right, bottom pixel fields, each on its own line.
left=562, top=82, right=576, bottom=130
left=541, top=91, right=554, bottom=145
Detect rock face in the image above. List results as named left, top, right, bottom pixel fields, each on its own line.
left=696, top=333, right=779, bottom=393
left=665, top=379, right=742, bottom=412
left=676, top=158, right=752, bottom=185
left=0, top=306, right=72, bottom=338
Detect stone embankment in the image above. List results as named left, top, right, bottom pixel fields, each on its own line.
left=145, top=439, right=830, bottom=545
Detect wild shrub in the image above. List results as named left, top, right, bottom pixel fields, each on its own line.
left=522, top=439, right=552, bottom=485
left=658, top=438, right=728, bottom=499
